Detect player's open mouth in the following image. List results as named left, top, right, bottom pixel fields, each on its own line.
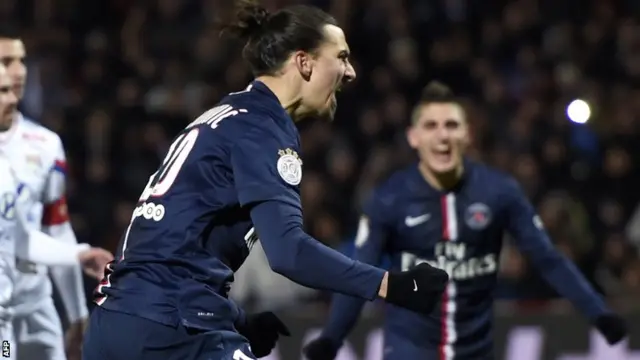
left=433, top=149, right=452, bottom=162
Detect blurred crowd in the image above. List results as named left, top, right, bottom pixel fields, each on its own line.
left=5, top=0, right=640, bottom=311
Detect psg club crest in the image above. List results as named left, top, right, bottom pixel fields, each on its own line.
left=277, top=148, right=303, bottom=186
left=465, top=202, right=492, bottom=230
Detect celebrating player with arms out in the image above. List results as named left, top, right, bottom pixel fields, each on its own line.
left=304, top=81, right=627, bottom=360
left=82, top=1, right=449, bottom=359
left=0, top=26, right=99, bottom=360
left=0, top=63, right=112, bottom=360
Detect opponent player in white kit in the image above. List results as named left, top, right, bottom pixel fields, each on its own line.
left=0, top=26, right=96, bottom=360
left=0, top=63, right=113, bottom=360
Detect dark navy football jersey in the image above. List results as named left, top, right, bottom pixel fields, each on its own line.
left=324, top=159, right=609, bottom=360
left=94, top=81, right=303, bottom=331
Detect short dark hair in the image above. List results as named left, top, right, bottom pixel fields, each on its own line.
left=0, top=24, right=21, bottom=40
left=411, top=81, right=464, bottom=124
left=220, top=0, right=337, bottom=77
left=419, top=81, right=457, bottom=104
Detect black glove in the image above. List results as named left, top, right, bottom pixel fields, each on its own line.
left=385, top=262, right=448, bottom=314
left=594, top=313, right=627, bottom=345
left=237, top=312, right=290, bottom=357
left=303, top=337, right=340, bottom=360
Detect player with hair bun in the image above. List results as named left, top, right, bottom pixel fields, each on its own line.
left=82, top=1, right=449, bottom=359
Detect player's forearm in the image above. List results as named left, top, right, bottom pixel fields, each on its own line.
left=16, top=229, right=90, bottom=266
left=46, top=223, right=89, bottom=322
left=532, top=250, right=608, bottom=319
left=272, top=234, right=385, bottom=300
left=250, top=201, right=385, bottom=300
left=322, top=228, right=388, bottom=342
left=507, top=186, right=609, bottom=319
left=14, top=200, right=87, bottom=266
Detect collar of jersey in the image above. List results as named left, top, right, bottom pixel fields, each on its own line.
left=250, top=80, right=299, bottom=141
left=410, top=157, right=474, bottom=196
left=251, top=80, right=280, bottom=104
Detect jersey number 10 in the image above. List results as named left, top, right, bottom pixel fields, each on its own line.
left=139, top=128, right=200, bottom=202
left=119, top=128, right=201, bottom=258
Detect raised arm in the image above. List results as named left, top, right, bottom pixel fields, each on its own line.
left=504, top=179, right=627, bottom=344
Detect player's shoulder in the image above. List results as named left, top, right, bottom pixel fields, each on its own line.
left=368, top=164, right=421, bottom=206
left=379, top=164, right=419, bottom=191
left=465, top=158, right=521, bottom=195
left=17, top=114, right=63, bottom=150
left=198, top=82, right=295, bottom=142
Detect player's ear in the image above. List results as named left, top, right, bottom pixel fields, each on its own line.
left=293, top=50, right=312, bottom=81
left=406, top=125, right=419, bottom=149
left=461, top=119, right=471, bottom=148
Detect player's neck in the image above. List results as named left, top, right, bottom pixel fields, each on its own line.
left=255, top=75, right=305, bottom=121
left=0, top=112, right=18, bottom=132
left=419, top=162, right=464, bottom=191
left=0, top=120, right=12, bottom=132
left=0, top=111, right=21, bottom=133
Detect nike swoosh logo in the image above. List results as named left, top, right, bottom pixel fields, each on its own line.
left=405, top=214, right=431, bottom=227
left=413, top=280, right=418, bottom=291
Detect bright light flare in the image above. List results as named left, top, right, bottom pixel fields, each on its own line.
left=566, top=99, right=591, bottom=124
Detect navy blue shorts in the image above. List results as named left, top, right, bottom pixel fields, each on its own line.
left=82, top=306, right=255, bottom=360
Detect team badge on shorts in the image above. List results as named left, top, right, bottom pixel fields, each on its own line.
left=465, top=202, right=492, bottom=230
left=277, top=148, right=303, bottom=186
